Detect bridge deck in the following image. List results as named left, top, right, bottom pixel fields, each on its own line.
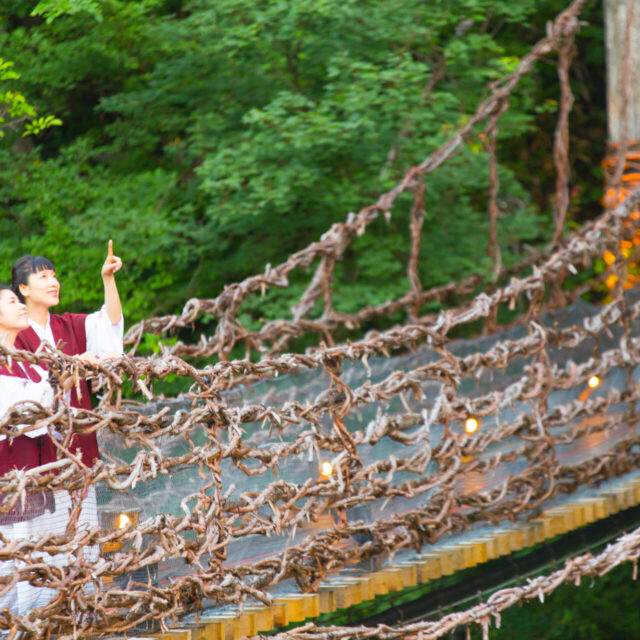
left=92, top=296, right=640, bottom=638
left=109, top=468, right=640, bottom=640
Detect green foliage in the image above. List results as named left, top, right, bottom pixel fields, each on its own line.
left=0, top=142, right=195, bottom=314
left=0, top=58, right=61, bottom=138
left=22, top=114, right=63, bottom=135
left=31, top=0, right=103, bottom=23
left=0, top=0, right=607, bottom=327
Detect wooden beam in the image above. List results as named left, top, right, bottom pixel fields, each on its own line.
left=605, top=0, right=640, bottom=141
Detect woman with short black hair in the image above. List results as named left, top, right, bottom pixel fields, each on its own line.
left=8, top=241, right=125, bottom=612
left=11, top=240, right=124, bottom=467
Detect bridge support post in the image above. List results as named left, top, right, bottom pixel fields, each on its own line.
left=604, top=0, right=640, bottom=143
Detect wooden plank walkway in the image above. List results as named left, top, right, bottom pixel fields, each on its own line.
left=118, top=471, right=640, bottom=640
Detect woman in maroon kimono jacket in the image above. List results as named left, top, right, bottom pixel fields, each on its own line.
left=0, top=284, right=55, bottom=502
left=11, top=240, right=123, bottom=468
left=0, top=284, right=61, bottom=615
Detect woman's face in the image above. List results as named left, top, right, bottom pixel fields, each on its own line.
left=19, top=269, right=60, bottom=309
left=0, top=290, right=29, bottom=332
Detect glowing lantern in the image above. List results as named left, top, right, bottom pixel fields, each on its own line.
left=118, top=513, right=133, bottom=529
left=320, top=461, right=333, bottom=477
left=465, top=417, right=479, bottom=434
left=100, top=499, right=141, bottom=555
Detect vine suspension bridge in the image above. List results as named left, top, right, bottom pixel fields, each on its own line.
left=3, top=0, right=640, bottom=637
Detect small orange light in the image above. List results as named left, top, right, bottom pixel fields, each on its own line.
left=588, top=376, right=600, bottom=389
left=605, top=273, right=619, bottom=289
left=320, top=461, right=333, bottom=477
left=117, top=513, right=132, bottom=529
left=603, top=188, right=618, bottom=208
left=465, top=417, right=479, bottom=434
left=603, top=250, right=616, bottom=266
left=102, top=540, right=122, bottom=553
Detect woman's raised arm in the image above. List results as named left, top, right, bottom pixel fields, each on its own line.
left=101, top=239, right=122, bottom=326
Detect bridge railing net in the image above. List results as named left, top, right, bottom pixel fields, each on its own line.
left=2, top=0, right=640, bottom=637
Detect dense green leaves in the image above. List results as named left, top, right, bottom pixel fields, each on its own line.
left=0, top=0, right=605, bottom=323
left=0, top=57, right=61, bottom=139
left=31, top=0, right=103, bottom=23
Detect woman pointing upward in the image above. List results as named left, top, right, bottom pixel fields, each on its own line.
left=11, top=239, right=125, bottom=466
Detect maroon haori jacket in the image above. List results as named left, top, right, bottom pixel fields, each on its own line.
left=15, top=313, right=101, bottom=467
left=0, top=361, right=56, bottom=523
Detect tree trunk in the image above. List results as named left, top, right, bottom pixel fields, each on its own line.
left=604, top=0, right=640, bottom=142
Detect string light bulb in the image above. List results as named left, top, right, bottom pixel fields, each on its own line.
left=320, top=461, right=333, bottom=477
left=588, top=375, right=600, bottom=389
left=465, top=417, right=479, bottom=434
